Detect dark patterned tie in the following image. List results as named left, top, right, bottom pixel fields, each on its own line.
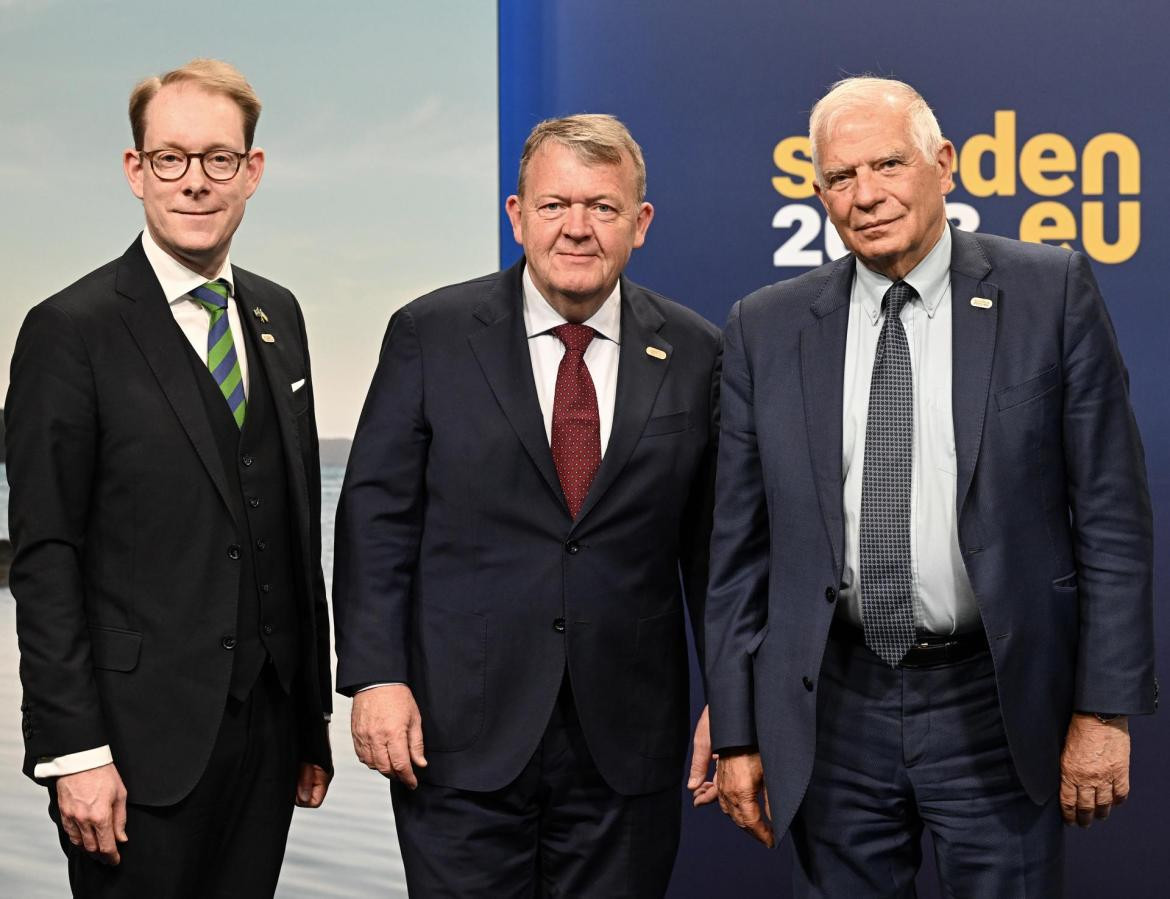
left=550, top=324, right=601, bottom=519
left=191, top=279, right=246, bottom=428
left=860, top=281, right=917, bottom=666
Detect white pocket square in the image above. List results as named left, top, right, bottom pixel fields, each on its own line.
left=291, top=379, right=306, bottom=393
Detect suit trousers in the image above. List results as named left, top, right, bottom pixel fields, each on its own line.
left=789, top=633, right=1063, bottom=898
left=50, top=663, right=299, bottom=898
left=391, top=675, right=682, bottom=898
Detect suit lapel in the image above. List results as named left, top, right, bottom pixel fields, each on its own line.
left=800, top=257, right=854, bottom=575
left=234, top=271, right=313, bottom=536
left=468, top=262, right=566, bottom=508
left=572, top=278, right=670, bottom=528
left=948, top=227, right=999, bottom=514
left=115, top=238, right=238, bottom=526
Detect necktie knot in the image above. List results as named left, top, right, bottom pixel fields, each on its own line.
left=553, top=323, right=595, bottom=356
left=191, top=279, right=230, bottom=313
left=882, top=281, right=916, bottom=320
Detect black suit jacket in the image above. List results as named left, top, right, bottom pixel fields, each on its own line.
left=334, top=260, right=721, bottom=796
left=706, top=227, right=1155, bottom=837
left=5, top=237, right=332, bottom=806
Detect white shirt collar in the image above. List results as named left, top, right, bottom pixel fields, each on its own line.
left=855, top=223, right=952, bottom=324
left=521, top=265, right=621, bottom=345
left=140, top=228, right=235, bottom=306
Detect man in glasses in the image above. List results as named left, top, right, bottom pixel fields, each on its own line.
left=5, top=58, right=332, bottom=897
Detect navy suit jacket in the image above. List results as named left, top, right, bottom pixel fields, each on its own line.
left=5, top=238, right=333, bottom=805
left=333, top=259, right=721, bottom=796
left=705, top=226, right=1155, bottom=837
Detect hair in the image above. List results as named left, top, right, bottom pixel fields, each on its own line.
left=808, top=77, right=944, bottom=186
left=129, top=58, right=262, bottom=150
left=517, top=113, right=647, bottom=202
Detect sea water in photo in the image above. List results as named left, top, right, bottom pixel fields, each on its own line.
left=0, top=464, right=408, bottom=897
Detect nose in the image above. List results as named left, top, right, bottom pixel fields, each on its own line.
left=180, top=158, right=211, bottom=198
left=561, top=203, right=591, bottom=239
left=852, top=167, right=883, bottom=210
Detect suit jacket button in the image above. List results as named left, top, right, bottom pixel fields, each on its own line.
left=553, top=618, right=566, bottom=633
left=256, top=539, right=267, bottom=551
left=241, top=454, right=254, bottom=467
left=260, top=583, right=271, bottom=594
left=227, top=544, right=241, bottom=560
left=824, top=586, right=837, bottom=603
left=249, top=497, right=261, bottom=509
left=802, top=676, right=814, bottom=692
left=564, top=541, right=579, bottom=555
left=221, top=635, right=237, bottom=650
left=263, top=624, right=274, bottom=636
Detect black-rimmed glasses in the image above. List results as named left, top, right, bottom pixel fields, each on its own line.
left=140, top=148, right=249, bottom=182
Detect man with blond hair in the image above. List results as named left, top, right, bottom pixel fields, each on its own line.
left=6, top=59, right=332, bottom=896
left=706, top=77, right=1154, bottom=895
left=334, top=113, right=721, bottom=895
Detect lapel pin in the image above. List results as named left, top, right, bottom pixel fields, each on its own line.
left=252, top=306, right=269, bottom=323
left=261, top=333, right=276, bottom=343
left=970, top=297, right=993, bottom=309
left=645, top=346, right=667, bottom=360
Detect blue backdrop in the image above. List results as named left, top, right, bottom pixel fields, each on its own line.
left=498, top=1, right=1168, bottom=895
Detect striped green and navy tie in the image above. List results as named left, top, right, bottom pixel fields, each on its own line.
left=191, top=279, right=246, bottom=428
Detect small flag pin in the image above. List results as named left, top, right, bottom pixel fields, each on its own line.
left=261, top=333, right=276, bottom=343
left=646, top=346, right=667, bottom=360
left=970, top=297, right=993, bottom=309
left=253, top=306, right=269, bottom=323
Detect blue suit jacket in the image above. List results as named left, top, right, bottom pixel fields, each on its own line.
left=705, top=226, right=1155, bottom=837
left=333, top=260, right=721, bottom=796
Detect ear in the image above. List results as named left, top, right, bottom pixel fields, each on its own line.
left=243, top=147, right=265, bottom=199
left=631, top=201, right=655, bottom=249
left=505, top=195, right=524, bottom=245
left=936, top=140, right=956, bottom=195
left=124, top=148, right=146, bottom=200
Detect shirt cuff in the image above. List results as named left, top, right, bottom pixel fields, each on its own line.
left=355, top=682, right=406, bottom=692
left=34, top=746, right=114, bottom=779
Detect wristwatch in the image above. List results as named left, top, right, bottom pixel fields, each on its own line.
left=1093, top=712, right=1122, bottom=723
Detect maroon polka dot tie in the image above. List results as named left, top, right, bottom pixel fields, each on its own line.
left=551, top=324, right=601, bottom=519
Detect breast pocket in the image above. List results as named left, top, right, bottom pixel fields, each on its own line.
left=641, top=410, right=690, bottom=438
left=995, top=364, right=1059, bottom=412
left=289, top=374, right=309, bottom=416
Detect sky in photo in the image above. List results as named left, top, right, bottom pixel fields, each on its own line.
left=0, top=0, right=499, bottom=437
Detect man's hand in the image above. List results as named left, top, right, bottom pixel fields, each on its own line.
left=715, top=749, right=774, bottom=847
left=687, top=705, right=719, bottom=807
left=56, top=763, right=128, bottom=865
left=351, top=684, right=427, bottom=789
left=1060, top=713, right=1130, bottom=827
left=295, top=763, right=332, bottom=808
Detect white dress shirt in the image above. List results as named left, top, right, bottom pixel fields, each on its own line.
left=521, top=266, right=621, bottom=455
left=838, top=225, right=980, bottom=636
left=34, top=230, right=248, bottom=779
left=141, top=229, right=250, bottom=397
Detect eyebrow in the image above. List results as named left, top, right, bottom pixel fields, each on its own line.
left=533, top=192, right=623, bottom=205
left=823, top=148, right=914, bottom=179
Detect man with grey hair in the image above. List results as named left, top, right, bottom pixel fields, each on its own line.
left=334, top=113, right=722, bottom=895
left=706, top=77, right=1154, bottom=895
